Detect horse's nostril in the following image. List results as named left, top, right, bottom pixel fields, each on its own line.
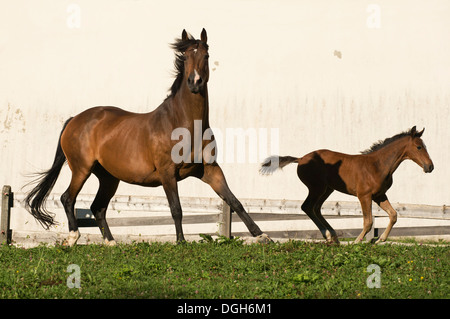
left=425, top=163, right=434, bottom=173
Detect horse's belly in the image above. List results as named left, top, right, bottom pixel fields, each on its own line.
left=99, top=159, right=204, bottom=187
left=99, top=156, right=161, bottom=186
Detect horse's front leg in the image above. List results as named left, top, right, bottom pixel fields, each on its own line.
left=355, top=194, right=373, bottom=243
left=201, top=163, right=271, bottom=242
left=161, top=176, right=185, bottom=243
left=374, top=194, right=397, bottom=243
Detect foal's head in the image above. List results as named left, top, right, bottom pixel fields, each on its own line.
left=170, top=29, right=209, bottom=95
left=404, top=126, right=434, bottom=173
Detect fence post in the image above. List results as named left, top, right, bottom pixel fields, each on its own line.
left=1, top=185, right=13, bottom=245
left=218, top=201, right=232, bottom=238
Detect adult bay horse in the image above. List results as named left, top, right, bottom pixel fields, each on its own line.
left=260, top=126, right=434, bottom=244
left=25, top=29, right=270, bottom=246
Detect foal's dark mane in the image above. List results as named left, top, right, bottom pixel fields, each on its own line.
left=167, top=33, right=209, bottom=98
left=361, top=128, right=416, bottom=154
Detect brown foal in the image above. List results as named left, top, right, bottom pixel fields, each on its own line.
left=261, top=126, right=434, bottom=244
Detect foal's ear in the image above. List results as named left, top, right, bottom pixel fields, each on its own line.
left=201, top=28, right=207, bottom=43
left=410, top=126, right=417, bottom=136
left=182, top=29, right=188, bottom=41
left=416, top=127, right=425, bottom=137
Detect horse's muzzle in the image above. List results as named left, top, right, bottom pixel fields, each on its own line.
left=424, top=163, right=434, bottom=173
left=187, top=72, right=204, bottom=94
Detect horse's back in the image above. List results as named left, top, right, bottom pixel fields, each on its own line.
left=60, top=106, right=157, bottom=181
left=300, top=149, right=354, bottom=165
left=70, top=106, right=140, bottom=124
left=63, top=106, right=152, bottom=139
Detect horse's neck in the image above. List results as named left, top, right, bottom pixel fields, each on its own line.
left=172, top=85, right=210, bottom=127
left=373, top=138, right=407, bottom=177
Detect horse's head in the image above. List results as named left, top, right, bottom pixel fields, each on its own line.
left=181, top=28, right=209, bottom=94
left=405, top=126, right=434, bottom=173
left=169, top=29, right=210, bottom=97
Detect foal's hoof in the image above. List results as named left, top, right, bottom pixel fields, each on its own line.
left=256, top=233, right=273, bottom=244
left=371, top=237, right=386, bottom=244
left=326, top=239, right=340, bottom=246
left=104, top=239, right=117, bottom=246
left=63, top=230, right=80, bottom=247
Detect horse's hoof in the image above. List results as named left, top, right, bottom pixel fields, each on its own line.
left=63, top=230, right=80, bottom=247
left=256, top=233, right=273, bottom=244
left=326, top=239, right=340, bottom=246
left=104, top=239, right=117, bottom=246
left=372, top=237, right=386, bottom=244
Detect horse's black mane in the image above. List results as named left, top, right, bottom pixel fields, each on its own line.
left=167, top=33, right=209, bottom=98
left=361, top=127, right=416, bottom=154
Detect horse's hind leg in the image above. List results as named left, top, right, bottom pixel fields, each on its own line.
left=302, top=188, right=336, bottom=243
left=201, top=164, right=270, bottom=242
left=298, top=161, right=338, bottom=243
left=91, top=164, right=120, bottom=246
left=61, top=170, right=91, bottom=246
left=313, top=187, right=339, bottom=244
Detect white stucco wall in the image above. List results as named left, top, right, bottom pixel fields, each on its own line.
left=1, top=0, right=449, bottom=219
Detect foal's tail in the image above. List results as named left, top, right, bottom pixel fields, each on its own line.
left=259, top=155, right=299, bottom=175
left=24, top=117, right=73, bottom=229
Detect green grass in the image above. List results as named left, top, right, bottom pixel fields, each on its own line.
left=0, top=236, right=448, bottom=299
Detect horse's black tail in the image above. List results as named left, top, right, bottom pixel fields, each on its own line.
left=24, top=117, right=73, bottom=229
left=259, top=155, right=299, bottom=175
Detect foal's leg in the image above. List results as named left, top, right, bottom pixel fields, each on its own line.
left=297, top=165, right=338, bottom=243
left=161, top=175, right=185, bottom=243
left=374, top=194, right=397, bottom=243
left=355, top=194, right=373, bottom=243
left=302, top=188, right=336, bottom=242
left=61, top=169, right=91, bottom=246
left=313, top=187, right=339, bottom=244
left=91, top=165, right=120, bottom=246
left=201, top=164, right=269, bottom=241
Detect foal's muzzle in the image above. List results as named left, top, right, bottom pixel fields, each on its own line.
left=424, top=163, right=434, bottom=173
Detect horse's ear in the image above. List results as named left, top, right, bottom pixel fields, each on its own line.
left=416, top=127, right=425, bottom=137
left=410, top=126, right=417, bottom=137
left=201, top=28, right=207, bottom=43
left=182, top=29, right=188, bottom=41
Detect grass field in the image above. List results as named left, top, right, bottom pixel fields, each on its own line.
left=0, top=236, right=448, bottom=299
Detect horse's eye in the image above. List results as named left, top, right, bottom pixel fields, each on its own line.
left=417, top=146, right=422, bottom=150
